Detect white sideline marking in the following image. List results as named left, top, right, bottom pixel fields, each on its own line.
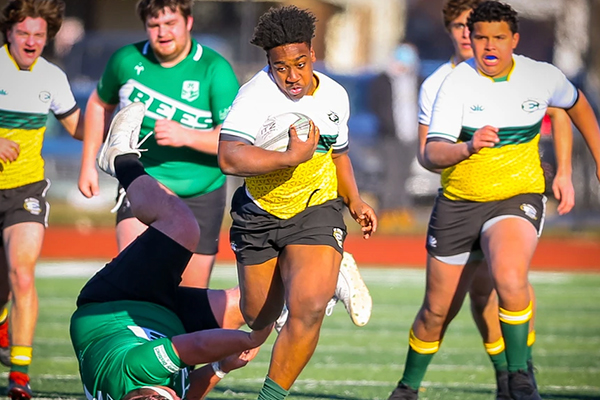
left=0, top=372, right=596, bottom=393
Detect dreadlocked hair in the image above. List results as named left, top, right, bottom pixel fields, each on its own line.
left=250, top=5, right=316, bottom=51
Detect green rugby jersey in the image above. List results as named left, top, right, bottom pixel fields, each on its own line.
left=70, top=301, right=190, bottom=400
left=97, top=40, right=239, bottom=197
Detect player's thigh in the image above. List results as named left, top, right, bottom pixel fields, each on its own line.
left=423, top=255, right=472, bottom=319
left=426, top=193, right=483, bottom=266
left=481, top=194, right=544, bottom=283
left=237, top=257, right=283, bottom=324
left=1, top=180, right=49, bottom=270
left=468, top=257, right=495, bottom=300
left=279, top=244, right=342, bottom=314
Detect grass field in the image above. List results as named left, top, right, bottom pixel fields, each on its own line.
left=3, top=262, right=599, bottom=400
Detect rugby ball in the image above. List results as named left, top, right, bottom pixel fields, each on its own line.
left=254, top=112, right=312, bottom=152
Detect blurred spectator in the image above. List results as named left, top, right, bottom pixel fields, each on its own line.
left=369, top=42, right=419, bottom=231
left=53, top=17, right=84, bottom=58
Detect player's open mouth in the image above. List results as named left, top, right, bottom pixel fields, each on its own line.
left=289, top=86, right=303, bottom=96
left=483, top=55, right=498, bottom=66
left=23, top=48, right=36, bottom=55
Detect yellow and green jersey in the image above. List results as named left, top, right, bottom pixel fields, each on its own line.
left=220, top=68, right=349, bottom=219
left=428, top=54, right=578, bottom=202
left=97, top=40, right=239, bottom=197
left=0, top=44, right=77, bottom=189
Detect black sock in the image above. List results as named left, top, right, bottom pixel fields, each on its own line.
left=114, top=154, right=147, bottom=190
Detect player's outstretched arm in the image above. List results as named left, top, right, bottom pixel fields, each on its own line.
left=218, top=121, right=319, bottom=176
left=78, top=90, right=117, bottom=198
left=333, top=152, right=377, bottom=239
left=185, top=348, right=261, bottom=400
left=153, top=120, right=221, bottom=154
left=565, top=90, right=600, bottom=182
left=170, top=324, right=272, bottom=367
left=547, top=107, right=575, bottom=215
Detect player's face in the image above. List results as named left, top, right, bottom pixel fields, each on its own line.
left=145, top=7, right=192, bottom=65
left=6, top=17, right=47, bottom=70
left=448, top=9, right=473, bottom=63
left=470, top=21, right=519, bottom=78
left=267, top=42, right=317, bottom=100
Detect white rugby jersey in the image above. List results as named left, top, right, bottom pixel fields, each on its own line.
left=427, top=54, right=578, bottom=202
left=0, top=44, right=77, bottom=189
left=418, top=60, right=454, bottom=126
left=220, top=67, right=350, bottom=219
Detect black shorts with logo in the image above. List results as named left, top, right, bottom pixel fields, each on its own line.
left=0, top=179, right=50, bottom=234
left=76, top=227, right=219, bottom=333
left=426, top=192, right=546, bottom=265
left=229, top=186, right=347, bottom=266
left=115, top=183, right=226, bottom=255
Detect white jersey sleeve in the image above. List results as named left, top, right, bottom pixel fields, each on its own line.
left=427, top=68, right=465, bottom=143
left=219, top=72, right=272, bottom=145
left=541, top=62, right=578, bottom=109
left=49, top=65, right=77, bottom=117
left=418, top=62, right=453, bottom=126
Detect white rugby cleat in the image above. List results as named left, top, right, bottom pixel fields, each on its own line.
left=97, top=102, right=146, bottom=177
left=326, top=252, right=372, bottom=327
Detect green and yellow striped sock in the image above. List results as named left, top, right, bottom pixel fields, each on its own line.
left=400, top=328, right=440, bottom=389
left=499, top=302, right=532, bottom=372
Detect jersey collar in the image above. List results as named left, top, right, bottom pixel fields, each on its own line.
left=477, top=56, right=516, bottom=83
left=142, top=38, right=202, bottom=66
left=3, top=44, right=37, bottom=71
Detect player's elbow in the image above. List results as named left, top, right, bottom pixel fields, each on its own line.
left=217, top=152, right=237, bottom=175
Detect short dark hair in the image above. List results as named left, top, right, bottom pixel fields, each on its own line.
left=0, top=0, right=65, bottom=43
left=442, top=0, right=482, bottom=31
left=467, top=1, right=519, bottom=34
left=250, top=5, right=316, bottom=51
left=136, top=0, right=193, bottom=24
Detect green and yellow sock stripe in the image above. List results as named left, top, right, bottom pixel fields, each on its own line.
left=499, top=302, right=533, bottom=325
left=484, top=337, right=506, bottom=356
left=409, top=328, right=440, bottom=354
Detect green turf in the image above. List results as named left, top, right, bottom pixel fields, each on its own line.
left=2, top=265, right=599, bottom=399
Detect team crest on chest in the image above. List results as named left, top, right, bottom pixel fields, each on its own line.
left=39, top=91, right=51, bottom=103
left=181, top=80, right=200, bottom=102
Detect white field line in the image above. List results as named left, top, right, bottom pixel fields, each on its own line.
left=36, top=263, right=585, bottom=285
left=11, top=371, right=598, bottom=393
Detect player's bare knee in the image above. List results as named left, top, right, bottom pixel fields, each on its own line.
left=420, top=303, right=449, bottom=329
left=9, top=268, right=35, bottom=296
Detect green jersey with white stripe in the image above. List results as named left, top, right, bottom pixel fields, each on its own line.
left=97, top=40, right=239, bottom=197
left=70, top=301, right=190, bottom=400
